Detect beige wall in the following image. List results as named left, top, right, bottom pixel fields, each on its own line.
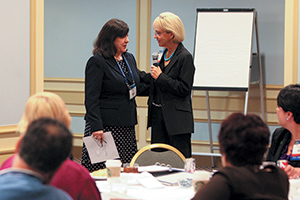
left=0, top=0, right=44, bottom=165
left=0, top=0, right=298, bottom=166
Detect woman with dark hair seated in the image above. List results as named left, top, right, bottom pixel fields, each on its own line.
left=266, top=84, right=300, bottom=179
left=192, top=113, right=289, bottom=200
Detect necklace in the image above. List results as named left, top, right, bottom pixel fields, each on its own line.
left=114, top=55, right=123, bottom=61
left=164, top=49, right=175, bottom=61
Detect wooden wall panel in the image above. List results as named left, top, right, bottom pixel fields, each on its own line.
left=45, top=78, right=281, bottom=124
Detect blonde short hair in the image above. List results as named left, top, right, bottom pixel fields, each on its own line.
left=153, top=12, right=185, bottom=43
left=17, top=92, right=71, bottom=134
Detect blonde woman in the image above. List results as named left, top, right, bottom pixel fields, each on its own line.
left=140, top=12, right=195, bottom=157
left=17, top=92, right=71, bottom=134
left=0, top=92, right=102, bottom=200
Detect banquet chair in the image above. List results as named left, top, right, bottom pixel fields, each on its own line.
left=130, top=143, right=186, bottom=169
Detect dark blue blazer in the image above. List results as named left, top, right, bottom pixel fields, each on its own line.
left=84, top=52, right=141, bottom=132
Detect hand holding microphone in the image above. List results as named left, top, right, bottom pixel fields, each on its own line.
left=152, top=52, right=159, bottom=67
left=151, top=64, right=162, bottom=80
left=151, top=51, right=163, bottom=79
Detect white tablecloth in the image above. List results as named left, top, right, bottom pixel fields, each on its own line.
left=96, top=172, right=195, bottom=200
left=290, top=179, right=300, bottom=200
left=96, top=170, right=300, bottom=200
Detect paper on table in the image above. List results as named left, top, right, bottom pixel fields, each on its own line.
left=137, top=172, right=164, bottom=189
left=138, top=165, right=171, bottom=172
left=83, top=131, right=119, bottom=164
left=156, top=172, right=193, bottom=185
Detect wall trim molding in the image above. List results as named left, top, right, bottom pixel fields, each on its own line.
left=0, top=125, right=19, bottom=138
left=0, top=148, right=15, bottom=155
left=284, top=0, right=298, bottom=85
left=45, top=77, right=84, bottom=83
left=0, top=125, right=18, bottom=134
left=44, top=77, right=282, bottom=125
left=30, top=0, right=44, bottom=94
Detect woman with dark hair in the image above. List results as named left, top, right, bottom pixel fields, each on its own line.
left=82, top=19, right=141, bottom=172
left=266, top=84, right=300, bottom=179
left=192, top=113, right=289, bottom=200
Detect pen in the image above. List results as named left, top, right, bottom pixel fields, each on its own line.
left=100, top=138, right=107, bottom=144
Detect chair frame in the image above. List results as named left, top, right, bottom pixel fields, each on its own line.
left=130, top=143, right=186, bottom=167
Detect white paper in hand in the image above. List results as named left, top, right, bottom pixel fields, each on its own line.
left=83, top=131, right=119, bottom=164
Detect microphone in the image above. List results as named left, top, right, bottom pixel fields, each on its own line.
left=152, top=52, right=159, bottom=67
left=157, top=50, right=163, bottom=63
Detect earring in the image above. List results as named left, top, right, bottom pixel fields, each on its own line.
left=286, top=118, right=289, bottom=121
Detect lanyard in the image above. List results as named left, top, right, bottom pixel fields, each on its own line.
left=115, top=55, right=135, bottom=87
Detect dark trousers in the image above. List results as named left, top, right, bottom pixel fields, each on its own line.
left=151, top=106, right=192, bottom=158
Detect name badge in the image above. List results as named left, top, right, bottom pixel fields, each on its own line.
left=129, top=84, right=136, bottom=100
left=291, top=140, right=300, bottom=161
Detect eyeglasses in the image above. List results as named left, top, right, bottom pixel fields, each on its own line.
left=154, top=31, right=165, bottom=36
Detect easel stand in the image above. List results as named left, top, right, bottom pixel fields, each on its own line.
left=205, top=10, right=265, bottom=167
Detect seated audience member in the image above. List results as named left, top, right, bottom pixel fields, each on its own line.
left=266, top=84, right=300, bottom=179
left=0, top=92, right=101, bottom=200
left=0, top=118, right=72, bottom=199
left=192, top=113, right=289, bottom=200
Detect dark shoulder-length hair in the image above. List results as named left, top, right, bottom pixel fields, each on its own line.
left=218, top=113, right=270, bottom=166
left=277, top=84, right=300, bottom=124
left=92, top=18, right=129, bottom=58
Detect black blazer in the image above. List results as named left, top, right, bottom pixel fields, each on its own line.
left=140, top=43, right=195, bottom=135
left=192, top=165, right=289, bottom=200
left=84, top=52, right=141, bottom=133
left=266, top=127, right=300, bottom=167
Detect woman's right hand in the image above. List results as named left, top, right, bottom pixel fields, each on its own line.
left=92, top=130, right=104, bottom=141
left=150, top=65, right=162, bottom=80
left=284, top=165, right=300, bottom=179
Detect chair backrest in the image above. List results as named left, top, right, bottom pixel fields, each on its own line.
left=130, top=143, right=186, bottom=169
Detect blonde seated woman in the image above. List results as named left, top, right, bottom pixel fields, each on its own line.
left=0, top=92, right=101, bottom=200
